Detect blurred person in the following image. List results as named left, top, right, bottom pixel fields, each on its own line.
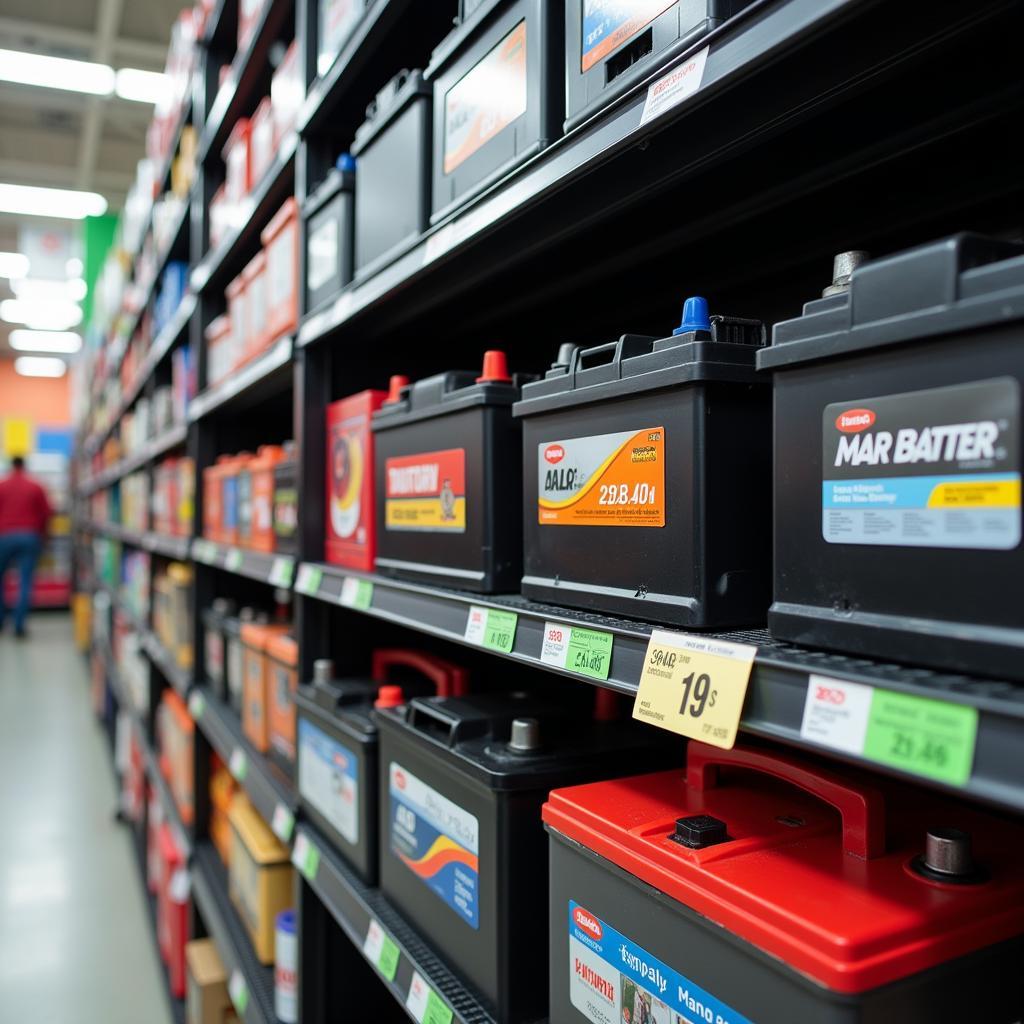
left=0, top=455, right=53, bottom=637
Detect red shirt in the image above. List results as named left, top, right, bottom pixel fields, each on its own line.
left=0, top=470, right=53, bottom=535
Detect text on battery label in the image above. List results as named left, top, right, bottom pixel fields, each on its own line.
left=834, top=420, right=999, bottom=467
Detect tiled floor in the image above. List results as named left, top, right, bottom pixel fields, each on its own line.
left=0, top=612, right=171, bottom=1023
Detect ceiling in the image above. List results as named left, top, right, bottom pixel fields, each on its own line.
left=0, top=0, right=183, bottom=357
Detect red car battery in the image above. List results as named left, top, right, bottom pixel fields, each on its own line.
left=294, top=649, right=467, bottom=884
left=544, top=741, right=1024, bottom=1024
left=372, top=351, right=535, bottom=592
left=375, top=690, right=680, bottom=1024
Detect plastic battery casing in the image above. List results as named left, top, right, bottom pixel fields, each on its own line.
left=425, top=0, right=563, bottom=223
left=758, top=235, right=1024, bottom=679
left=351, top=70, right=431, bottom=280
left=375, top=693, right=679, bottom=1024
left=372, top=369, right=534, bottom=592
left=302, top=163, right=355, bottom=315
left=564, top=0, right=752, bottom=130
left=513, top=323, right=770, bottom=627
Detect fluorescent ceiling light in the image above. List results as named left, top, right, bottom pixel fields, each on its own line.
left=0, top=252, right=30, bottom=279
left=0, top=299, right=82, bottom=330
left=9, top=329, right=82, bottom=354
left=66, top=257, right=83, bottom=277
left=0, top=48, right=115, bottom=95
left=10, top=277, right=87, bottom=303
left=0, top=183, right=106, bottom=220
left=14, top=356, right=66, bottom=378
left=115, top=67, right=170, bottom=105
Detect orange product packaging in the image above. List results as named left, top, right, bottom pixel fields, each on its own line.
left=260, top=197, right=299, bottom=343
left=265, top=632, right=298, bottom=763
left=241, top=250, right=268, bottom=362
left=248, top=445, right=287, bottom=552
left=241, top=622, right=290, bottom=752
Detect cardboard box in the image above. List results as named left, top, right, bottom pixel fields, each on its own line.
left=185, top=938, right=231, bottom=1024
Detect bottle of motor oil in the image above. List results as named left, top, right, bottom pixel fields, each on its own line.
left=293, top=650, right=468, bottom=884
left=758, top=236, right=1024, bottom=679
left=372, top=351, right=535, bottom=592
left=375, top=690, right=680, bottom=1023
left=514, top=299, right=770, bottom=627
left=544, top=740, right=1024, bottom=1023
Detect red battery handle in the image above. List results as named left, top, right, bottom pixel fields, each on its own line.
left=686, top=742, right=886, bottom=860
left=372, top=648, right=469, bottom=698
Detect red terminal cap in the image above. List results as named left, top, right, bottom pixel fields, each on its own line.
left=384, top=375, right=410, bottom=403
left=374, top=684, right=405, bottom=708
left=476, top=349, right=511, bottom=383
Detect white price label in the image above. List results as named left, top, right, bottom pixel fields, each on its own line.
left=271, top=803, right=295, bottom=843
left=464, top=605, right=487, bottom=645
left=363, top=919, right=385, bottom=964
left=640, top=45, right=709, bottom=127
left=228, top=969, right=249, bottom=1013
left=291, top=832, right=310, bottom=871
left=229, top=747, right=247, bottom=781
left=406, top=971, right=430, bottom=1021
left=269, top=556, right=293, bottom=587
left=169, top=867, right=191, bottom=903
left=800, top=675, right=874, bottom=754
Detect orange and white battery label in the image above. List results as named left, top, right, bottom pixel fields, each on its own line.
left=385, top=448, right=466, bottom=532
left=538, top=427, right=665, bottom=526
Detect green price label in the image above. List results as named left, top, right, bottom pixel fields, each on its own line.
left=378, top=935, right=400, bottom=981
left=863, top=689, right=978, bottom=786
left=269, top=557, right=293, bottom=587
left=567, top=627, right=613, bottom=680
left=271, top=803, right=295, bottom=843
left=301, top=842, right=320, bottom=881
left=295, top=564, right=323, bottom=596
left=423, top=992, right=453, bottom=1024
left=228, top=970, right=249, bottom=1014
left=483, top=609, right=518, bottom=653
left=226, top=548, right=243, bottom=571
left=229, top=748, right=248, bottom=782
left=188, top=692, right=205, bottom=720
left=340, top=577, right=374, bottom=610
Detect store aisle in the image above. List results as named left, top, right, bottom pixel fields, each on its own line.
left=0, top=613, right=171, bottom=1024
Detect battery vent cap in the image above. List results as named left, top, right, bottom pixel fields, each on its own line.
left=384, top=375, right=410, bottom=403
left=336, top=153, right=356, bottom=173
left=375, top=684, right=405, bottom=708
left=477, top=349, right=511, bottom=383
left=672, top=296, right=711, bottom=336
left=672, top=814, right=728, bottom=849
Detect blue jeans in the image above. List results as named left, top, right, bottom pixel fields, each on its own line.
left=0, top=531, right=42, bottom=633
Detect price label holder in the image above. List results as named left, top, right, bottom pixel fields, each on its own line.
left=633, top=630, right=757, bottom=748
left=295, top=564, right=323, bottom=597
left=229, top=747, right=248, bottom=782
left=464, top=605, right=518, bottom=654
left=188, top=691, right=205, bottom=720
left=800, top=675, right=978, bottom=786
left=269, top=556, right=293, bottom=587
left=406, top=971, right=454, bottom=1024
left=291, top=832, right=320, bottom=881
left=363, top=920, right=400, bottom=981
left=540, top=622, right=612, bottom=680
left=271, top=803, right=295, bottom=843
left=225, top=548, right=244, bottom=572
left=228, top=969, right=249, bottom=1014
left=339, top=576, right=374, bottom=610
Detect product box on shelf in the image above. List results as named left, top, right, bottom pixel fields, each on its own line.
left=209, top=753, right=238, bottom=866
left=303, top=155, right=355, bottom=315
left=261, top=197, right=299, bottom=342
left=266, top=632, right=299, bottom=767
left=372, top=351, right=533, bottom=591
left=426, top=0, right=563, bottom=222
left=317, top=0, right=370, bottom=76
left=202, top=456, right=231, bottom=542
left=544, top=741, right=1024, bottom=1024
left=271, top=39, right=302, bottom=147
left=157, top=823, right=189, bottom=998
left=203, top=598, right=235, bottom=700
left=209, top=183, right=230, bottom=250
left=157, top=688, right=194, bottom=824
left=241, top=621, right=290, bottom=752
left=205, top=313, right=233, bottom=389
left=295, top=650, right=467, bottom=883
left=272, top=443, right=298, bottom=556
left=176, top=456, right=195, bottom=536
left=249, top=444, right=287, bottom=552
left=222, top=453, right=254, bottom=546
left=154, top=562, right=193, bottom=670
left=514, top=299, right=771, bottom=627
left=186, top=938, right=232, bottom=1024
left=352, top=69, right=432, bottom=279
left=223, top=117, right=253, bottom=206
left=238, top=0, right=266, bottom=54
left=242, top=250, right=268, bottom=362
left=226, top=607, right=264, bottom=714
left=249, top=96, right=275, bottom=189
left=274, top=909, right=298, bottom=1024
left=759, top=236, right=1024, bottom=680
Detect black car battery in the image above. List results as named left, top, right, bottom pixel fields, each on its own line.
left=758, top=236, right=1024, bottom=679
left=514, top=297, right=770, bottom=627
left=303, top=153, right=355, bottom=316
left=375, top=690, right=680, bottom=1024
left=351, top=70, right=431, bottom=280
left=425, top=0, right=563, bottom=223
left=565, top=0, right=751, bottom=131
left=372, top=350, right=535, bottom=592
left=272, top=442, right=298, bottom=556
left=545, top=740, right=1024, bottom=1023
left=295, top=649, right=467, bottom=884
left=202, top=597, right=235, bottom=702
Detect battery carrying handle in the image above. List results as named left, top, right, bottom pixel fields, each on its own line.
left=570, top=335, right=653, bottom=386
left=372, top=648, right=469, bottom=698
left=686, top=742, right=886, bottom=859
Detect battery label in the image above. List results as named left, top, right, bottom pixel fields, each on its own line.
left=444, top=20, right=527, bottom=174
left=385, top=448, right=466, bottom=532
left=538, top=428, right=665, bottom=526
left=307, top=217, right=337, bottom=292
left=567, top=902, right=750, bottom=1024
left=329, top=411, right=368, bottom=543
left=822, top=378, right=1020, bottom=549
left=298, top=719, right=359, bottom=844
left=581, top=1, right=675, bottom=73
left=389, top=762, right=479, bottom=928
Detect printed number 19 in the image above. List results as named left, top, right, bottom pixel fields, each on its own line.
left=679, top=671, right=713, bottom=718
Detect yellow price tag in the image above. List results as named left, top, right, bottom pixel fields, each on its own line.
left=632, top=630, right=757, bottom=749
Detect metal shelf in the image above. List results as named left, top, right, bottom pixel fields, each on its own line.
left=294, top=563, right=1024, bottom=811
left=141, top=630, right=194, bottom=699
left=296, top=822, right=501, bottom=1024
left=188, top=334, right=294, bottom=421
left=82, top=420, right=189, bottom=494
left=191, top=538, right=295, bottom=588
left=84, top=521, right=192, bottom=561
left=191, top=843, right=278, bottom=1024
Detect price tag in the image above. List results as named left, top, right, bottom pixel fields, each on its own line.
left=378, top=934, right=400, bottom=981
left=801, top=676, right=977, bottom=786
left=188, top=691, right=205, bottom=720
left=406, top=972, right=453, bottom=1024
left=540, top=622, right=612, bottom=680
left=229, top=748, right=248, bottom=781
left=269, top=556, right=293, bottom=587
left=271, top=803, right=295, bottom=843
left=295, top=564, right=323, bottom=596
left=226, top=548, right=244, bottom=572
left=228, top=969, right=249, bottom=1014
left=169, top=866, right=191, bottom=904
left=640, top=45, right=709, bottom=127
left=339, top=577, right=374, bottom=610
left=464, top=606, right=518, bottom=654
left=363, top=919, right=385, bottom=963
left=192, top=539, right=210, bottom=563
left=633, top=630, right=757, bottom=748
left=291, top=832, right=320, bottom=880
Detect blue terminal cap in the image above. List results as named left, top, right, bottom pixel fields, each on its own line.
left=673, top=295, right=711, bottom=336
left=336, top=152, right=356, bottom=173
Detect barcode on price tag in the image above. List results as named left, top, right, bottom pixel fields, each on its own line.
left=540, top=622, right=612, bottom=680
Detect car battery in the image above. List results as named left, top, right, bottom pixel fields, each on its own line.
left=544, top=740, right=1024, bottom=1024
left=325, top=385, right=393, bottom=570
left=351, top=69, right=431, bottom=280
left=266, top=631, right=299, bottom=769
left=376, top=690, right=679, bottom=1024
left=272, top=442, right=299, bottom=555
left=565, top=0, right=750, bottom=131
left=425, top=0, right=563, bottom=223
left=242, top=622, right=290, bottom=752
left=759, top=236, right=1024, bottom=679
left=295, top=649, right=467, bottom=884
left=203, top=597, right=236, bottom=701
left=514, top=298, right=770, bottom=627
left=261, top=198, right=299, bottom=343
left=303, top=154, right=355, bottom=316
left=372, top=351, right=534, bottom=592
left=318, top=0, right=370, bottom=76
left=226, top=608, right=264, bottom=714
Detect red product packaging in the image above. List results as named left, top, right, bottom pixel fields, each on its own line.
left=157, top=824, right=188, bottom=998
left=222, top=116, right=252, bottom=205
left=260, top=197, right=298, bottom=343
